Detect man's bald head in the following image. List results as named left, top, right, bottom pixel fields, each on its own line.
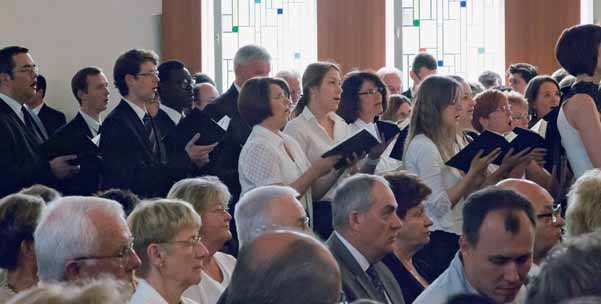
left=226, top=230, right=341, bottom=304
left=497, top=179, right=553, bottom=213
left=194, top=82, right=219, bottom=110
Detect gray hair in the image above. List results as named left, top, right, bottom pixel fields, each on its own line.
left=566, top=169, right=601, bottom=238
left=34, top=196, right=125, bottom=282
left=478, top=70, right=503, bottom=88
left=526, top=231, right=601, bottom=304
left=332, top=174, right=389, bottom=230
left=233, top=44, right=271, bottom=69
left=376, top=66, right=402, bottom=79
left=234, top=186, right=300, bottom=247
left=275, top=70, right=300, bottom=81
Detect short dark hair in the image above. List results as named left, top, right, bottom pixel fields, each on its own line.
left=523, top=75, right=560, bottom=122
left=158, top=59, right=185, bottom=84
left=508, top=63, right=538, bottom=83
left=526, top=232, right=601, bottom=304
left=478, top=70, right=503, bottom=88
left=238, top=76, right=290, bottom=126
left=192, top=72, right=216, bottom=86
left=71, top=67, right=103, bottom=104
left=96, top=188, right=140, bottom=216
left=462, top=187, right=536, bottom=246
left=227, top=235, right=340, bottom=304
left=0, top=194, right=45, bottom=270
left=113, top=48, right=159, bottom=97
left=412, top=53, right=438, bottom=74
left=383, top=172, right=431, bottom=218
left=551, top=68, right=571, bottom=84
left=0, top=46, right=29, bottom=77
left=337, top=71, right=388, bottom=124
left=556, top=24, right=601, bottom=77
left=36, top=74, right=47, bottom=97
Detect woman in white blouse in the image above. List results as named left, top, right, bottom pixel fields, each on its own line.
left=168, top=177, right=236, bottom=304
left=555, top=24, right=601, bottom=179
left=403, top=75, right=498, bottom=278
left=238, top=77, right=340, bottom=222
left=128, top=199, right=208, bottom=304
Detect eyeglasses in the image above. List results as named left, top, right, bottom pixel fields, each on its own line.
left=71, top=239, right=135, bottom=267
left=358, top=87, right=385, bottom=96
left=161, top=235, right=204, bottom=248
left=137, top=70, right=159, bottom=78
left=537, top=204, right=562, bottom=224
left=13, top=64, right=39, bottom=75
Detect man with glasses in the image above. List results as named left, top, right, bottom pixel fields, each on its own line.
left=100, top=48, right=173, bottom=198
left=155, top=59, right=217, bottom=174
left=497, top=178, right=565, bottom=276
left=34, top=196, right=141, bottom=287
left=0, top=46, right=79, bottom=197
left=233, top=185, right=311, bottom=248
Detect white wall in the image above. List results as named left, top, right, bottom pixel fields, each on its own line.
left=0, top=0, right=162, bottom=119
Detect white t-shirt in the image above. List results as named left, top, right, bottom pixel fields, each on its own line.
left=183, top=252, right=236, bottom=304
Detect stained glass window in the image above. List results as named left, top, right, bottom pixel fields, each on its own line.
left=206, top=0, right=317, bottom=91
left=388, top=0, right=505, bottom=88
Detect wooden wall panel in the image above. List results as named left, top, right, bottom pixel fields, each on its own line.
left=505, top=0, right=579, bottom=76
left=161, top=0, right=202, bottom=73
left=317, top=0, right=386, bottom=74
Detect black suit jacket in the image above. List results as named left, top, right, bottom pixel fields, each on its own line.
left=401, top=89, right=412, bottom=101
left=49, top=113, right=102, bottom=195
left=203, top=84, right=250, bottom=201
left=0, top=98, right=54, bottom=197
left=326, top=233, right=406, bottom=304
left=37, top=103, right=66, bottom=136
left=99, top=100, right=172, bottom=198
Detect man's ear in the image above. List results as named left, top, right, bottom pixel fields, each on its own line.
left=348, top=211, right=365, bottom=232
left=77, top=89, right=86, bottom=101
left=459, top=235, right=472, bottom=256
left=124, top=74, right=135, bottom=89
left=64, top=260, right=81, bottom=281
left=20, top=240, right=36, bottom=260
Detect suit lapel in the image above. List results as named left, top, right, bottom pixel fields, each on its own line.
left=72, top=113, right=94, bottom=138
left=0, top=98, right=41, bottom=149
left=116, top=100, right=155, bottom=158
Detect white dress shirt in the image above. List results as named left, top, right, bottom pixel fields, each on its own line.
left=160, top=104, right=183, bottom=125
left=79, top=110, right=101, bottom=137
left=284, top=107, right=352, bottom=200
left=130, top=279, right=199, bottom=304
left=404, top=134, right=464, bottom=235
left=30, top=103, right=43, bottom=115
left=123, top=98, right=147, bottom=124
left=183, top=252, right=236, bottom=304
left=239, top=125, right=313, bottom=217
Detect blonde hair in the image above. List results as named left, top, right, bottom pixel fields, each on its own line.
left=167, top=176, right=230, bottom=215
left=127, top=199, right=202, bottom=277
left=566, top=169, right=601, bottom=238
left=7, top=278, right=131, bottom=304
left=405, top=75, right=461, bottom=161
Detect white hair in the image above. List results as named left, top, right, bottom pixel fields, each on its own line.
left=275, top=70, right=300, bottom=82
left=233, top=44, right=271, bottom=68
left=34, top=196, right=125, bottom=282
left=332, top=174, right=389, bottom=230
left=377, top=66, right=402, bottom=79
left=234, top=186, right=300, bottom=248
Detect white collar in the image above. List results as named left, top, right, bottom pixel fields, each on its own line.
left=234, top=83, right=241, bottom=93
left=334, top=231, right=371, bottom=272
left=31, top=103, right=43, bottom=115
left=79, top=110, right=101, bottom=135
left=300, top=106, right=343, bottom=124
left=253, top=124, right=284, bottom=145
left=133, top=279, right=169, bottom=304
left=353, top=118, right=380, bottom=140
left=0, top=92, right=25, bottom=122
left=123, top=98, right=147, bottom=123
left=159, top=104, right=183, bottom=124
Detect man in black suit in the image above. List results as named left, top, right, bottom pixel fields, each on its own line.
left=48, top=67, right=109, bottom=195
left=326, top=173, right=405, bottom=304
left=155, top=59, right=216, bottom=176
left=203, top=44, right=271, bottom=202
left=99, top=49, right=171, bottom=198
left=26, top=74, right=66, bottom=136
left=402, top=53, right=437, bottom=101
left=0, top=46, right=78, bottom=197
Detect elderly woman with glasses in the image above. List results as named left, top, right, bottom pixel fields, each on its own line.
left=0, top=194, right=45, bottom=301
left=128, top=199, right=208, bottom=304
left=167, top=176, right=236, bottom=304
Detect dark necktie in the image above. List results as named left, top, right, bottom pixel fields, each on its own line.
left=21, top=106, right=44, bottom=144
left=143, top=114, right=165, bottom=163
left=366, top=265, right=390, bottom=303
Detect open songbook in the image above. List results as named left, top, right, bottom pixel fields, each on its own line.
left=446, top=128, right=546, bottom=172
left=164, top=108, right=226, bottom=147
left=41, top=128, right=100, bottom=166
left=322, top=129, right=381, bottom=169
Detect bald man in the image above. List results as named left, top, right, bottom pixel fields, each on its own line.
left=497, top=179, right=565, bottom=275
left=194, top=82, right=219, bottom=110
left=223, top=230, right=342, bottom=304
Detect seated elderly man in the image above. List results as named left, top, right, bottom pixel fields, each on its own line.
left=327, top=174, right=405, bottom=303
left=526, top=232, right=601, bottom=304
left=275, top=70, right=302, bottom=107
left=377, top=66, right=403, bottom=95
left=414, top=187, right=536, bottom=304
left=497, top=179, right=564, bottom=276
left=234, top=185, right=310, bottom=248
left=34, top=196, right=141, bottom=288
left=0, top=194, right=45, bottom=301
left=223, top=229, right=341, bottom=304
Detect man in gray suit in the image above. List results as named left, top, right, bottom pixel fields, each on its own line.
left=326, top=173, right=405, bottom=303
